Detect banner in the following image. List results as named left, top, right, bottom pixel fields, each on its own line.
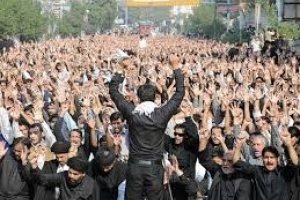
left=126, top=0, right=199, bottom=7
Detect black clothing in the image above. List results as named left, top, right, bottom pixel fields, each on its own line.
left=164, top=116, right=198, bottom=179
left=199, top=151, right=252, bottom=200
left=125, top=162, right=164, bottom=200
left=109, top=69, right=184, bottom=161
left=33, top=160, right=59, bottom=200
left=90, top=160, right=126, bottom=200
left=109, top=69, right=184, bottom=200
left=208, top=172, right=252, bottom=200
left=169, top=173, right=198, bottom=200
left=198, top=143, right=222, bottom=178
left=0, top=153, right=32, bottom=200
left=234, top=160, right=297, bottom=200
left=32, top=171, right=100, bottom=200
left=291, top=167, right=300, bottom=200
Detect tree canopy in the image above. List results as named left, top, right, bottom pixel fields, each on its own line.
left=0, top=0, right=46, bottom=40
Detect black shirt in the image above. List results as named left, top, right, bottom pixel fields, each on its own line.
left=109, top=69, right=184, bottom=160
left=234, top=160, right=297, bottom=200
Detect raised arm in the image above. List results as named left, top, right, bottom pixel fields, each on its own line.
left=109, top=68, right=135, bottom=120
left=280, top=128, right=299, bottom=166
left=159, top=55, right=185, bottom=122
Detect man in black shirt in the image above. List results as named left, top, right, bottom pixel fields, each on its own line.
left=90, top=145, right=126, bottom=200
left=233, top=130, right=299, bottom=200
left=31, top=156, right=100, bottom=200
left=109, top=54, right=184, bottom=200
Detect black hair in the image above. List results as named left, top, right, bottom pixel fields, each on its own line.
left=137, top=84, right=156, bottom=102
left=70, top=129, right=83, bottom=138
left=211, top=126, right=224, bottom=136
left=288, top=126, right=300, bottom=138
left=262, top=146, right=280, bottom=158
left=13, top=137, right=31, bottom=149
left=24, top=104, right=34, bottom=113
left=29, top=123, right=43, bottom=133
left=110, top=111, right=124, bottom=122
left=49, top=114, right=59, bottom=123
left=174, top=123, right=186, bottom=131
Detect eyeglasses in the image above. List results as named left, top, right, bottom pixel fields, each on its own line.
left=174, top=132, right=184, bottom=137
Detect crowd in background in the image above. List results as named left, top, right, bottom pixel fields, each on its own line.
left=0, top=34, right=300, bottom=200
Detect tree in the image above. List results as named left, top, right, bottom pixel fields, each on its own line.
left=187, top=4, right=226, bottom=38
left=0, top=0, right=46, bottom=40
left=127, top=7, right=171, bottom=25
left=58, top=0, right=117, bottom=36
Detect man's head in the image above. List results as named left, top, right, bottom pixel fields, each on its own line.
left=29, top=123, right=43, bottom=145
left=211, top=126, right=223, bottom=145
left=18, top=121, right=30, bottom=137
left=262, top=146, right=280, bottom=171
left=49, top=114, right=59, bottom=130
left=254, top=116, right=271, bottom=131
left=13, top=137, right=31, bottom=161
left=69, top=129, right=83, bottom=148
left=174, top=123, right=186, bottom=145
left=288, top=126, right=300, bottom=146
left=48, top=102, right=58, bottom=116
left=250, top=134, right=266, bottom=158
left=110, top=112, right=124, bottom=135
left=221, top=151, right=235, bottom=174
left=95, top=145, right=117, bottom=173
left=67, top=157, right=88, bottom=186
left=137, top=84, right=156, bottom=103
left=51, top=141, right=71, bottom=166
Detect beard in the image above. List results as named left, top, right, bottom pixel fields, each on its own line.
left=67, top=177, right=82, bottom=188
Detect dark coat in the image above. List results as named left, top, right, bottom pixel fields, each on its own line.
left=0, top=153, right=32, bottom=199
left=109, top=69, right=184, bottom=161
left=32, top=171, right=100, bottom=200
left=33, top=160, right=59, bottom=200
left=90, top=160, right=126, bottom=200
left=208, top=172, right=252, bottom=200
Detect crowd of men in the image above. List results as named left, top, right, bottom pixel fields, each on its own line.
left=0, top=34, right=300, bottom=200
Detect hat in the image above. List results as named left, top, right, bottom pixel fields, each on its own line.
left=51, top=141, right=70, bottom=154
left=95, top=145, right=116, bottom=167
left=67, top=157, right=88, bottom=173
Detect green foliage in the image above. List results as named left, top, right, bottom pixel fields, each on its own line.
left=0, top=0, right=46, bottom=40
left=277, top=22, right=300, bottom=39
left=186, top=4, right=226, bottom=38
left=265, top=3, right=300, bottom=39
left=128, top=7, right=171, bottom=25
left=58, top=0, right=117, bottom=37
left=220, top=29, right=250, bottom=43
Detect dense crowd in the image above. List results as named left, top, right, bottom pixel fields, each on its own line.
left=0, top=34, right=300, bottom=200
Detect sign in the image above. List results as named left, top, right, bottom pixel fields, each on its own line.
left=126, top=0, right=200, bottom=7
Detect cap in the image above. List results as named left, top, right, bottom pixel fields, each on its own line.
left=51, top=141, right=70, bottom=154
left=67, top=157, right=89, bottom=173
left=95, top=145, right=116, bottom=167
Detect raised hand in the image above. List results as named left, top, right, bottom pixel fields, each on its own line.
left=21, top=146, right=29, bottom=166
left=230, top=102, right=243, bottom=118
left=280, top=127, right=292, bottom=147
left=235, top=131, right=248, bottom=146
left=87, top=118, right=96, bottom=129
left=0, top=141, right=8, bottom=160
left=28, top=152, right=38, bottom=169
left=198, top=128, right=210, bottom=140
